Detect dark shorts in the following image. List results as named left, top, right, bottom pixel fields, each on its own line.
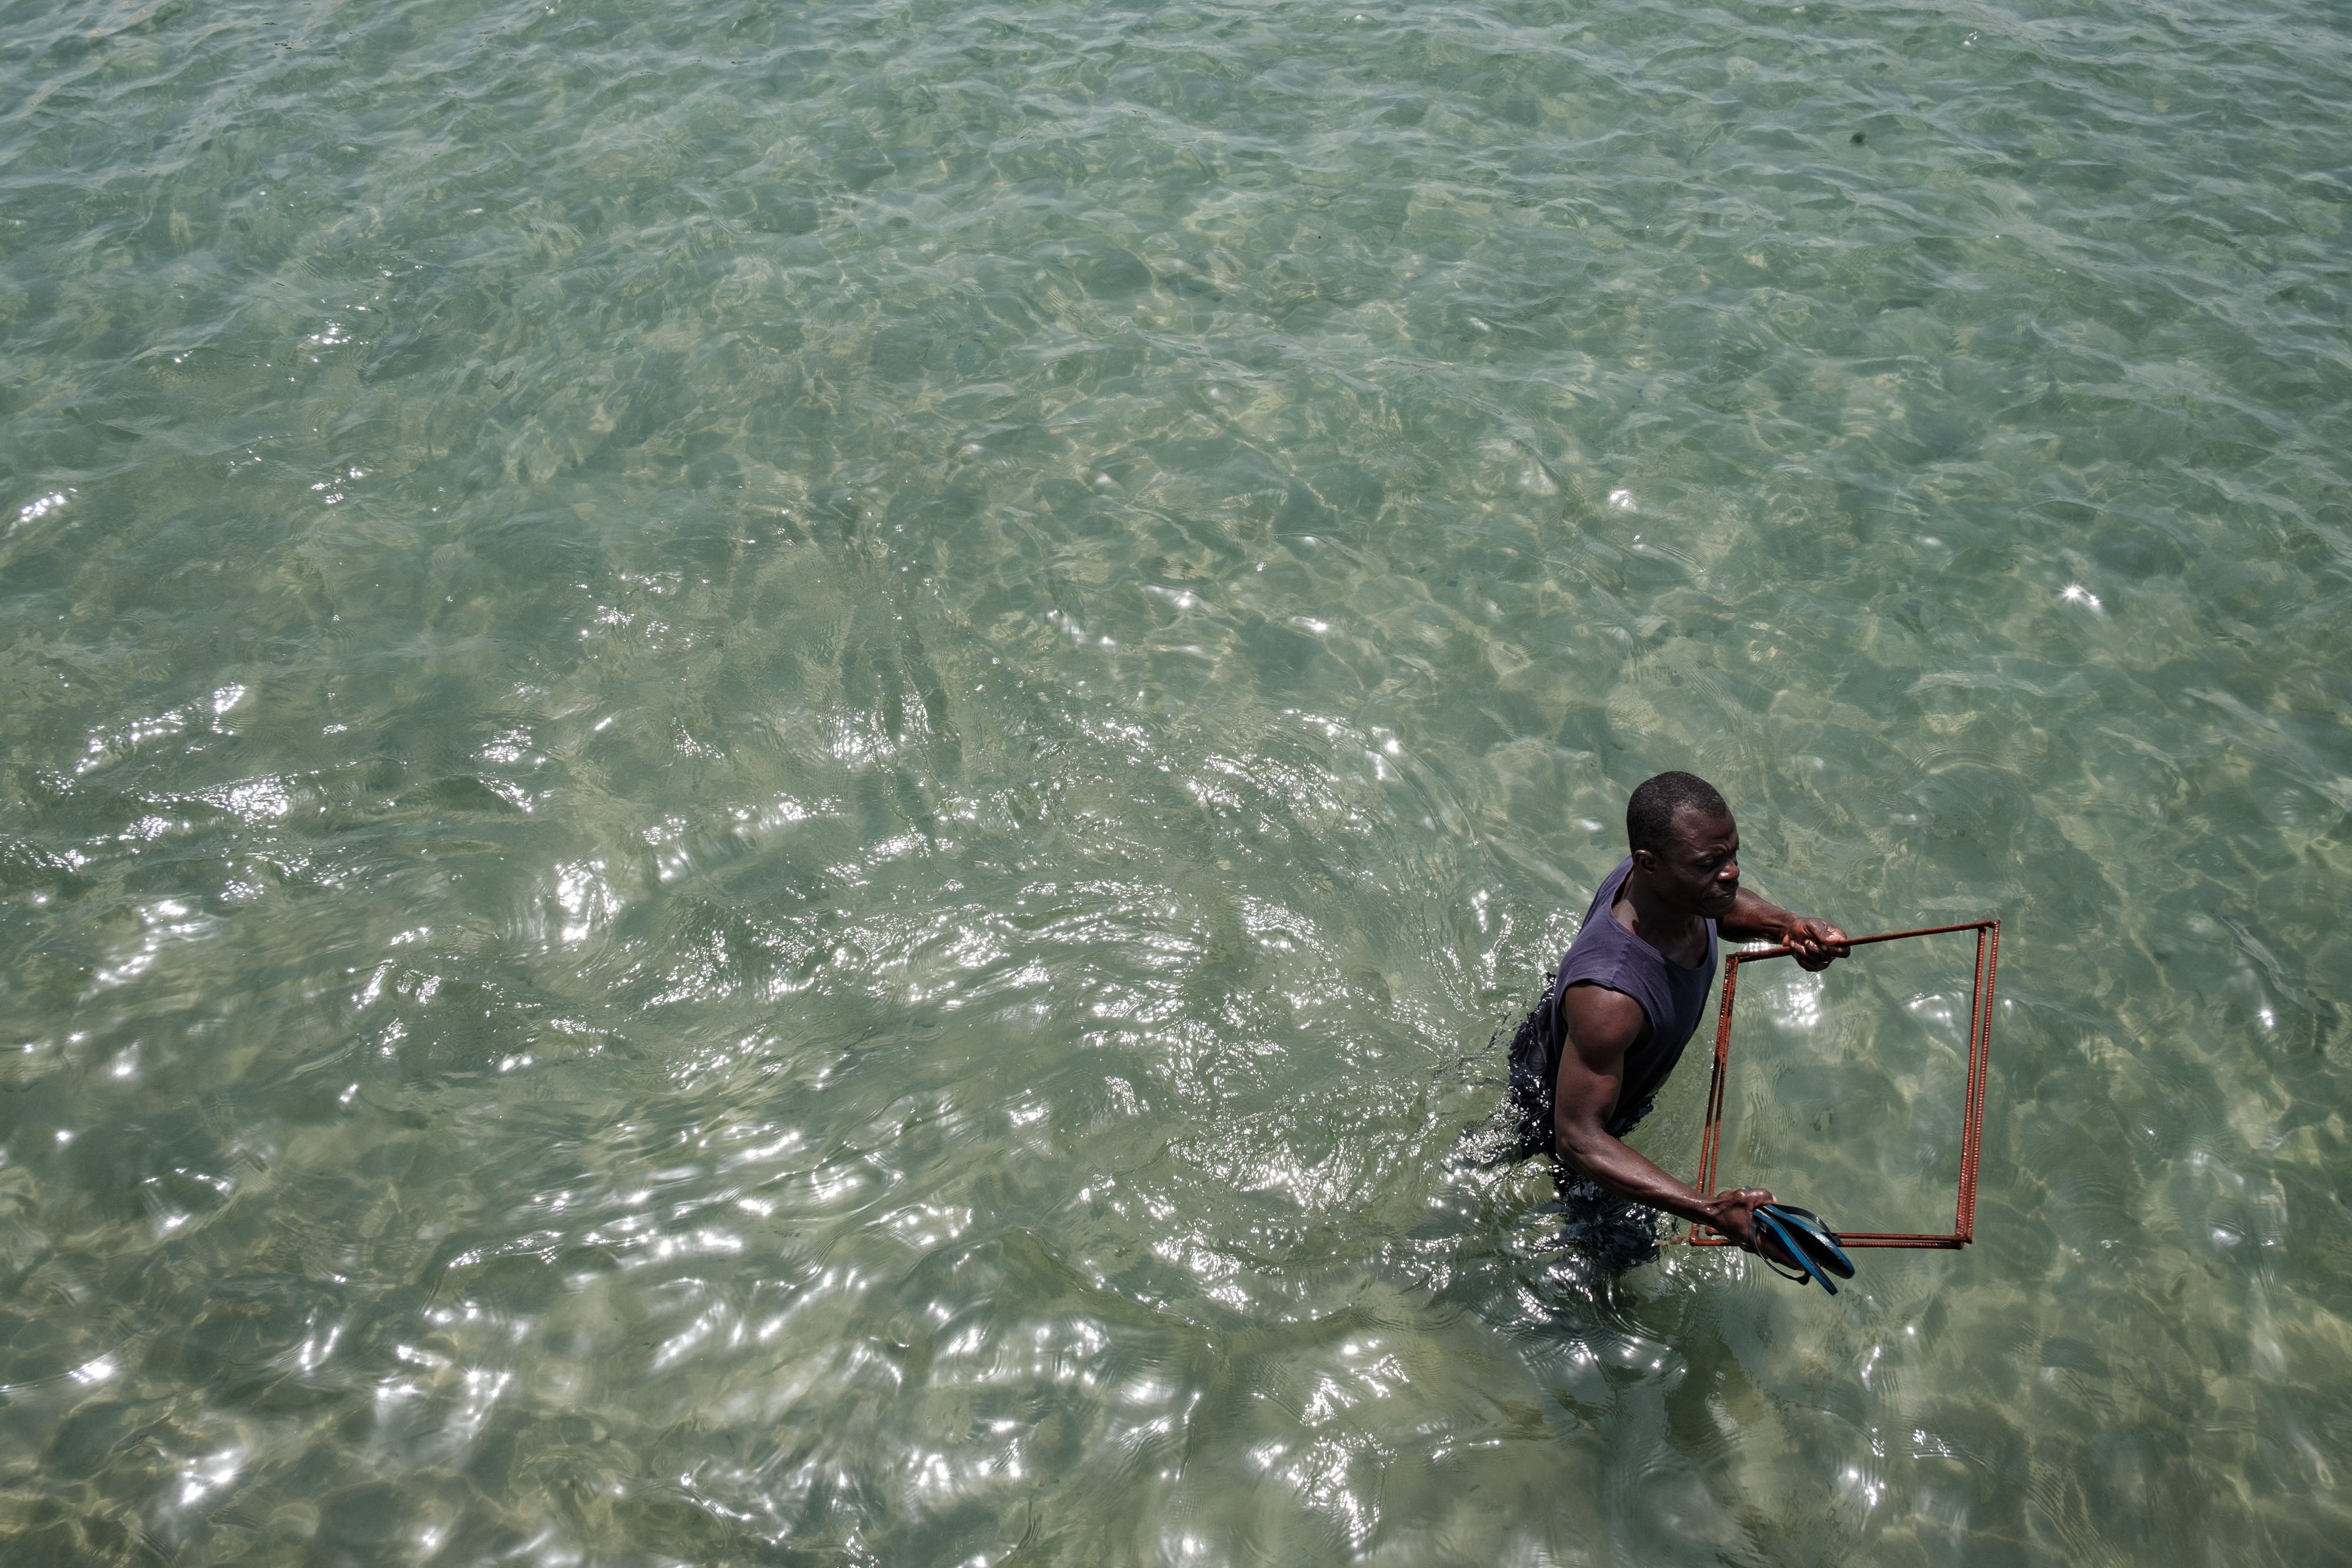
left=1503, top=978, right=1665, bottom=1271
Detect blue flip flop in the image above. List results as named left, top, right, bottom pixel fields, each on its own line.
left=1753, top=1202, right=1855, bottom=1295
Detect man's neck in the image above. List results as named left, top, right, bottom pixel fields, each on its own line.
left=1613, top=869, right=1708, bottom=964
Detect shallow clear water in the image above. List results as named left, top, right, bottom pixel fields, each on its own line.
left=4, top=0, right=2350, bottom=1560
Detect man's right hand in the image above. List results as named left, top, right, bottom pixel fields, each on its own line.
left=1706, top=1186, right=1802, bottom=1268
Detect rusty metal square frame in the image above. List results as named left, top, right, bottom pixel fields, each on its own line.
left=1686, top=918, right=2000, bottom=1251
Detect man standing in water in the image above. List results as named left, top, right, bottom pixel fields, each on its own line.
left=1506, top=771, right=1849, bottom=1268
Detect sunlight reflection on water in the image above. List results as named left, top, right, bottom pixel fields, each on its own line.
left=2, top=0, right=2351, bottom=1560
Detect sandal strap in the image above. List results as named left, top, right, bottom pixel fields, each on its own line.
left=1756, top=1209, right=1839, bottom=1295
left=1758, top=1202, right=1856, bottom=1279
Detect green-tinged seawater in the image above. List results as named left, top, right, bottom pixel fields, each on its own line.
left=3, top=0, right=2348, bottom=1560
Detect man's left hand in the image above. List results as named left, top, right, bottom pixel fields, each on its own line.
left=1783, top=917, right=1849, bottom=972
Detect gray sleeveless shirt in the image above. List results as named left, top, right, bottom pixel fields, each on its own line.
left=1552, top=856, right=1719, bottom=1120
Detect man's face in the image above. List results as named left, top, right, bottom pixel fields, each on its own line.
left=1638, top=808, right=1740, bottom=918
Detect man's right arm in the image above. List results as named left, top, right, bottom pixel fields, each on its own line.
left=1553, top=982, right=1784, bottom=1258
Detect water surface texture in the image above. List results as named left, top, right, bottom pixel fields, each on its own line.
left=5, top=0, right=2350, bottom=1560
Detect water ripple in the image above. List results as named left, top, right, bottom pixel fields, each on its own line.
left=5, top=0, right=2352, bottom=1560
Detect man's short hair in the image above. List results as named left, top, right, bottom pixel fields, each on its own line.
left=1626, top=771, right=1731, bottom=855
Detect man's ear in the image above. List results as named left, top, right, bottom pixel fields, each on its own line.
left=1629, top=846, right=1655, bottom=874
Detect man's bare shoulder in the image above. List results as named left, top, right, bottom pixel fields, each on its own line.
left=1559, top=979, right=1648, bottom=1062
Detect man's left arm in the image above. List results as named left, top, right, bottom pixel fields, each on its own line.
left=1722, top=888, right=1849, bottom=972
